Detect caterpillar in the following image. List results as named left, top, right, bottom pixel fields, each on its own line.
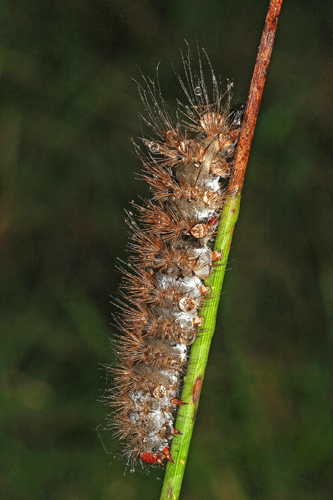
left=106, top=50, right=243, bottom=470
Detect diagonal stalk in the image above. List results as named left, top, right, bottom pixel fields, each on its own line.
left=160, top=192, right=241, bottom=500
left=159, top=1, right=284, bottom=499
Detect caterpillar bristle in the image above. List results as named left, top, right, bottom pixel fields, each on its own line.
left=105, top=49, right=243, bottom=470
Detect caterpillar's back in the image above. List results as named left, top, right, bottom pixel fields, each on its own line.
left=106, top=50, right=243, bottom=470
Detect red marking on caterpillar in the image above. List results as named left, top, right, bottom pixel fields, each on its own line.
left=212, top=250, right=223, bottom=262
left=105, top=48, right=243, bottom=470
left=139, top=452, right=161, bottom=465
left=208, top=216, right=219, bottom=227
left=139, top=446, right=173, bottom=465
left=170, top=398, right=187, bottom=406
left=200, top=285, right=210, bottom=296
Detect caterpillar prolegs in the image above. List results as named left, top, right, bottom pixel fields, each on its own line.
left=106, top=51, right=243, bottom=469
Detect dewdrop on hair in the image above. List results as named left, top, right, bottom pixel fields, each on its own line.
left=105, top=49, right=243, bottom=470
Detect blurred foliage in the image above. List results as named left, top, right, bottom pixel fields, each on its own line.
left=1, top=1, right=333, bottom=499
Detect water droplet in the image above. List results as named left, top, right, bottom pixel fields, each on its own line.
left=185, top=106, right=194, bottom=118
left=194, top=86, right=202, bottom=96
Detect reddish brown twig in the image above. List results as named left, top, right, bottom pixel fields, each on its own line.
left=230, top=0, right=284, bottom=194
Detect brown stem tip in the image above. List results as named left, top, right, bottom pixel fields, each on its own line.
left=230, top=0, right=284, bottom=194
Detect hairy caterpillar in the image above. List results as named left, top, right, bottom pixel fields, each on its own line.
left=106, top=50, right=243, bottom=470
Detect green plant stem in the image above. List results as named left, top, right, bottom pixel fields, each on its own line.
left=159, top=0, right=283, bottom=497
left=159, top=192, right=241, bottom=500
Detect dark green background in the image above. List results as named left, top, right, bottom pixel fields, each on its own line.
left=1, top=1, right=332, bottom=499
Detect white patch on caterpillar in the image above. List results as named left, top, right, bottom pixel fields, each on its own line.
left=175, top=343, right=188, bottom=362
left=202, top=177, right=221, bottom=192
